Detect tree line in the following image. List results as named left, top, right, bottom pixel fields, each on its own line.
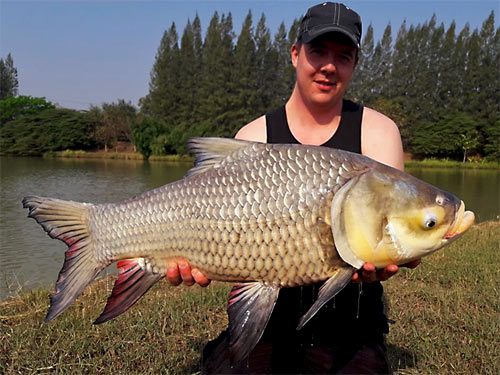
left=0, top=10, right=498, bottom=161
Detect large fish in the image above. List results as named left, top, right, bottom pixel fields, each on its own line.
left=23, top=137, right=474, bottom=363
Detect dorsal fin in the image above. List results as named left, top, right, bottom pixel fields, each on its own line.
left=185, top=137, right=252, bottom=177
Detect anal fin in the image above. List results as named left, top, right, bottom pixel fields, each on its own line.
left=94, top=258, right=164, bottom=324
left=297, top=267, right=355, bottom=330
left=227, top=282, right=280, bottom=364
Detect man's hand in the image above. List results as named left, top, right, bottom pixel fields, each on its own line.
left=352, top=259, right=421, bottom=283
left=166, top=258, right=211, bottom=287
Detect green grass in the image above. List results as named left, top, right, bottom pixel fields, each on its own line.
left=44, top=150, right=145, bottom=160
left=43, top=150, right=195, bottom=163
left=1, top=222, right=498, bottom=374
left=405, top=158, right=499, bottom=169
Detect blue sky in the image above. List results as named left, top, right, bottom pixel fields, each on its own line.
left=1, top=0, right=498, bottom=110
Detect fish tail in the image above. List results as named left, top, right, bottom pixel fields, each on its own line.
left=22, top=196, right=106, bottom=322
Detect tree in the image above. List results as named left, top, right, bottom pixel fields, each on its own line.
left=349, top=24, right=375, bottom=102
left=412, top=113, right=479, bottom=159
left=456, top=131, right=480, bottom=162
left=0, top=95, right=55, bottom=127
left=197, top=12, right=237, bottom=138
left=370, top=24, right=392, bottom=97
left=0, top=108, right=98, bottom=156
left=231, top=11, right=257, bottom=124
left=140, top=23, right=181, bottom=122
left=272, top=22, right=292, bottom=106
left=131, top=116, right=167, bottom=159
left=484, top=118, right=500, bottom=161
left=254, top=13, right=276, bottom=115
left=89, top=99, right=136, bottom=152
left=0, top=53, right=18, bottom=99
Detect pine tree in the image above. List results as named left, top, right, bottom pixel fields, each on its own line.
left=453, top=23, right=470, bottom=110
left=422, top=17, right=444, bottom=122
left=272, top=22, right=291, bottom=107
left=284, top=19, right=301, bottom=94
left=370, top=24, right=392, bottom=98
left=232, top=11, right=257, bottom=124
left=477, top=11, right=499, bottom=158
left=390, top=21, right=408, bottom=100
left=0, top=53, right=19, bottom=99
left=254, top=13, right=275, bottom=114
left=140, top=23, right=180, bottom=122
left=349, top=24, right=375, bottom=102
left=438, top=21, right=459, bottom=112
left=197, top=12, right=237, bottom=140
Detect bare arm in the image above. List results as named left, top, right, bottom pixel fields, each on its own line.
left=361, top=107, right=404, bottom=171
left=234, top=115, right=267, bottom=142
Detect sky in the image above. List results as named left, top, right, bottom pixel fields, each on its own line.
left=1, top=0, right=498, bottom=110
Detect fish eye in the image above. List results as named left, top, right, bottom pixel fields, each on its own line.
left=423, top=214, right=438, bottom=229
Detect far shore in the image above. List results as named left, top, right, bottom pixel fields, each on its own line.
left=40, top=149, right=500, bottom=169
left=43, top=149, right=195, bottom=163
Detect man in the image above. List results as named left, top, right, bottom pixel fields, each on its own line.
left=168, top=2, right=420, bottom=373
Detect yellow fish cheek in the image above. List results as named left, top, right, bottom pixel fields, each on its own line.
left=385, top=207, right=450, bottom=263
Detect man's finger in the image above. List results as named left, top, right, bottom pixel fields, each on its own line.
left=377, top=264, right=398, bottom=281
left=192, top=268, right=211, bottom=287
left=166, top=262, right=182, bottom=286
left=361, top=263, right=377, bottom=283
left=178, top=260, right=195, bottom=286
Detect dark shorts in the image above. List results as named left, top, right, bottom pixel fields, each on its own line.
left=202, top=330, right=392, bottom=374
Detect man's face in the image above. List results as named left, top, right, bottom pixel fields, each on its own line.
left=291, top=34, right=357, bottom=108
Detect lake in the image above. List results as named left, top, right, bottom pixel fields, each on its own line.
left=1, top=156, right=498, bottom=300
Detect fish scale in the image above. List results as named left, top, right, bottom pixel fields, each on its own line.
left=88, top=143, right=346, bottom=287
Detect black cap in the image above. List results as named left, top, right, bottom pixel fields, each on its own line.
left=297, top=2, right=362, bottom=48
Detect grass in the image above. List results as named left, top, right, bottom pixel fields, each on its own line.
left=43, top=150, right=194, bottom=163
left=405, top=158, right=499, bottom=169
left=1, top=222, right=499, bottom=374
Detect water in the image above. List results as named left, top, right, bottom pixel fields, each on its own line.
left=0, top=157, right=498, bottom=300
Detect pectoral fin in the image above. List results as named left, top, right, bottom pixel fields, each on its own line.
left=297, top=267, right=355, bottom=330
left=227, top=282, right=280, bottom=364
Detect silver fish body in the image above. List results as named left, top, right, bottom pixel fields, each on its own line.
left=90, top=140, right=363, bottom=286
left=23, top=137, right=474, bottom=363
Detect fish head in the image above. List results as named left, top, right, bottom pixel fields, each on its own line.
left=331, top=167, right=475, bottom=269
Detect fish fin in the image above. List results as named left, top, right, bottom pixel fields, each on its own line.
left=94, top=258, right=164, bottom=324
left=297, top=267, right=355, bottom=330
left=185, top=137, right=252, bottom=177
left=227, top=282, right=280, bottom=364
left=22, top=196, right=106, bottom=322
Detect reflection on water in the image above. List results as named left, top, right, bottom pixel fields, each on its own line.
left=0, top=157, right=498, bottom=299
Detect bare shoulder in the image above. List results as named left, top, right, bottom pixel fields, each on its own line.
left=235, top=115, right=267, bottom=142
left=361, top=107, right=404, bottom=171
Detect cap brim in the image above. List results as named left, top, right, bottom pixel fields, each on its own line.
left=301, top=26, right=359, bottom=47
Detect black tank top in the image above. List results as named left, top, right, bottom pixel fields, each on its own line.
left=266, top=99, right=362, bottom=153
left=262, top=100, right=388, bottom=347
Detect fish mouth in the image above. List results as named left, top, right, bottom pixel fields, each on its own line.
left=444, top=201, right=475, bottom=240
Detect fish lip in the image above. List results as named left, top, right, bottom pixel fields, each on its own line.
left=443, top=201, right=475, bottom=239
